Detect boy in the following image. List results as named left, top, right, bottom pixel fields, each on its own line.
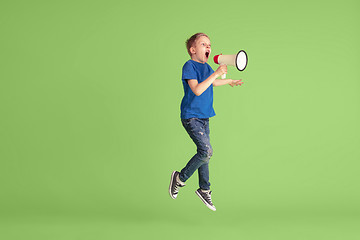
left=169, top=33, right=243, bottom=211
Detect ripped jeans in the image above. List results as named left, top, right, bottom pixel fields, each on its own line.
left=179, top=118, right=213, bottom=190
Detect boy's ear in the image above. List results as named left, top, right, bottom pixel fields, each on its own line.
left=190, top=46, right=196, bottom=55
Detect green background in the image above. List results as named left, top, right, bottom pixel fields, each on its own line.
left=1, top=0, right=359, bottom=239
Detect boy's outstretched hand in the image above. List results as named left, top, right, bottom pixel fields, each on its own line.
left=229, top=79, right=243, bottom=87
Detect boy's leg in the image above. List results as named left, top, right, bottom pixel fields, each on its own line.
left=198, top=119, right=211, bottom=190
left=198, top=163, right=210, bottom=190
left=179, top=118, right=212, bottom=187
left=180, top=118, right=216, bottom=211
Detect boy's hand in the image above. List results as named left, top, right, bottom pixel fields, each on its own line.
left=215, top=64, right=227, bottom=77
left=229, top=79, right=243, bottom=87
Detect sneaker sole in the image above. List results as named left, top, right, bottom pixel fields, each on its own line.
left=169, top=171, right=177, bottom=199
left=195, top=190, right=216, bottom=211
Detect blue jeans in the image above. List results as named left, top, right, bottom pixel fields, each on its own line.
left=179, top=118, right=213, bottom=190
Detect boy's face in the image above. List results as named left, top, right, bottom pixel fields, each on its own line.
left=190, top=36, right=211, bottom=64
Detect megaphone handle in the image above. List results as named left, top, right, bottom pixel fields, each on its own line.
left=220, top=64, right=226, bottom=79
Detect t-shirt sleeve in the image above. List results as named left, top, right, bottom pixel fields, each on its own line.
left=208, top=65, right=215, bottom=75
left=182, top=62, right=197, bottom=81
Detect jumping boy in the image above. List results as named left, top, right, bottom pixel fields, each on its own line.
left=169, top=33, right=243, bottom=211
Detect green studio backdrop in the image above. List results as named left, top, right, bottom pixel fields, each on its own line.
left=1, top=0, right=359, bottom=239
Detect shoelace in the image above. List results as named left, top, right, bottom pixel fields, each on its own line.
left=174, top=182, right=182, bottom=194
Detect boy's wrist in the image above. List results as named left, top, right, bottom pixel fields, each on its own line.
left=213, top=72, right=220, bottom=79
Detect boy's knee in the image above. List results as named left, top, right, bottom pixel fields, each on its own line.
left=199, top=146, right=213, bottom=160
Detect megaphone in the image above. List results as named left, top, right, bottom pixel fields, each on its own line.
left=213, top=50, right=248, bottom=79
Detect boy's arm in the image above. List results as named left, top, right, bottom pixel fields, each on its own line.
left=213, top=79, right=232, bottom=86
left=187, top=65, right=227, bottom=96
left=213, top=79, right=243, bottom=87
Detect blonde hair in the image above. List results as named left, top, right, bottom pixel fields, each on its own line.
left=185, top=33, right=209, bottom=57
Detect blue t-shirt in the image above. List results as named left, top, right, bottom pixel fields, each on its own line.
left=180, top=60, right=216, bottom=119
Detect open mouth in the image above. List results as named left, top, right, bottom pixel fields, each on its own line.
left=205, top=52, right=210, bottom=58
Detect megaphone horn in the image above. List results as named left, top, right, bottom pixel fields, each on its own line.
left=214, top=50, right=248, bottom=79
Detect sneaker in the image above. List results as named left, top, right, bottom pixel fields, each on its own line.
left=169, top=171, right=185, bottom=199
left=195, top=188, right=216, bottom=211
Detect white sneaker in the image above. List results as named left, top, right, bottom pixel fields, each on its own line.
left=195, top=188, right=216, bottom=211
left=169, top=171, right=185, bottom=199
